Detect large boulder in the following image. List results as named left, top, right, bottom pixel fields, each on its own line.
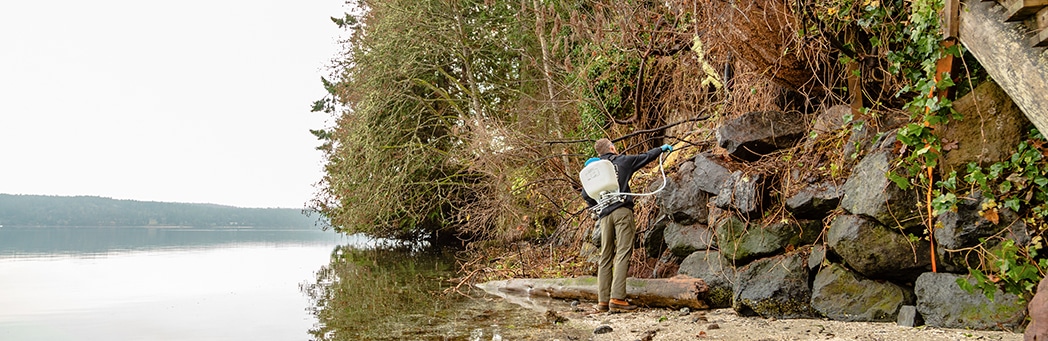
left=691, top=152, right=733, bottom=195
left=786, top=181, right=843, bottom=219
left=939, top=80, right=1029, bottom=175
left=664, top=222, right=716, bottom=257
left=717, top=110, right=809, bottom=161
left=936, top=191, right=1029, bottom=272
left=811, top=263, right=915, bottom=322
left=827, top=214, right=931, bottom=282
left=713, top=171, right=764, bottom=215
left=657, top=161, right=710, bottom=225
left=840, top=149, right=923, bottom=230
left=915, top=272, right=1026, bottom=331
left=716, top=215, right=821, bottom=265
left=643, top=214, right=669, bottom=259
left=678, top=250, right=735, bottom=308
left=937, top=191, right=1025, bottom=250
left=733, top=250, right=817, bottom=318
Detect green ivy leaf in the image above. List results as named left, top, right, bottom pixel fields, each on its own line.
left=937, top=74, right=955, bottom=88
left=957, top=277, right=974, bottom=293
left=1004, top=198, right=1021, bottom=212
left=933, top=192, right=957, bottom=215
left=999, top=181, right=1013, bottom=194
left=888, top=172, right=911, bottom=190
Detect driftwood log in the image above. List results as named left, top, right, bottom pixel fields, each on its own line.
left=475, top=275, right=709, bottom=310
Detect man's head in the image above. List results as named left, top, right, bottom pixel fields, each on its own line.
left=595, top=138, right=616, bottom=155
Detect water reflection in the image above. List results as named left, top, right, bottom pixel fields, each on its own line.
left=302, top=244, right=458, bottom=340
left=301, top=244, right=589, bottom=341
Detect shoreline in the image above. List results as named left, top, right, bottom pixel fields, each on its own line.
left=514, top=306, right=1024, bottom=340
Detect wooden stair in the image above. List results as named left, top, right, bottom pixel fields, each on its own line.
left=995, top=0, right=1048, bottom=45
left=1034, top=5, right=1048, bottom=46
left=957, top=0, right=1048, bottom=135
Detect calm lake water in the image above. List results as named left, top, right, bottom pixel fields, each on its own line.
left=0, top=227, right=560, bottom=341
left=0, top=227, right=346, bottom=340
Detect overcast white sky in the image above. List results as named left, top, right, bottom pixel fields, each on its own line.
left=0, top=0, right=345, bottom=208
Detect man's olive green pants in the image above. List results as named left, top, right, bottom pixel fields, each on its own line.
left=597, top=207, right=634, bottom=303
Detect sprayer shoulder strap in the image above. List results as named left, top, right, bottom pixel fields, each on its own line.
left=603, top=154, right=621, bottom=177
left=603, top=154, right=625, bottom=190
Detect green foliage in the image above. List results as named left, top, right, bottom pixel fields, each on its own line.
left=313, top=0, right=700, bottom=243
left=963, top=130, right=1048, bottom=219
left=570, top=47, right=641, bottom=142
left=944, top=130, right=1048, bottom=303
left=311, top=0, right=535, bottom=241
left=888, top=0, right=951, bottom=85
left=884, top=0, right=972, bottom=203
left=816, top=0, right=975, bottom=239
left=810, top=0, right=904, bottom=53
left=958, top=239, right=1046, bottom=303
left=808, top=0, right=949, bottom=90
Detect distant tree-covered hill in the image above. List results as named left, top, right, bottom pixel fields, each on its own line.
left=0, top=194, right=322, bottom=228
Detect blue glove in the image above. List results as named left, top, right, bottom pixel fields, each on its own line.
left=584, top=157, right=601, bottom=166
left=660, top=144, right=673, bottom=152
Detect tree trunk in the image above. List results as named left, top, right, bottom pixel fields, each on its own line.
left=452, top=6, right=485, bottom=129
left=532, top=0, right=570, bottom=172
left=475, top=275, right=709, bottom=309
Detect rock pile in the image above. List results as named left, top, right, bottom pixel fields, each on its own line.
left=639, top=85, right=1038, bottom=333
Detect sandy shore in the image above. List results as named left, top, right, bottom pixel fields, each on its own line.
left=528, top=306, right=1024, bottom=341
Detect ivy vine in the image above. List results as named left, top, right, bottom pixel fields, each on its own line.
left=810, top=0, right=1047, bottom=303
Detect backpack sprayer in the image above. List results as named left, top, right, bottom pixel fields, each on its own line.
left=579, top=151, right=669, bottom=218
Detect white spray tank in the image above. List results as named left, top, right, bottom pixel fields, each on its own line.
left=579, top=159, right=619, bottom=199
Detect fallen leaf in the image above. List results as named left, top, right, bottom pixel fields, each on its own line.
left=942, top=139, right=959, bottom=151
left=980, top=208, right=1000, bottom=225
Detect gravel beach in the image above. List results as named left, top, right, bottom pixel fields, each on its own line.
left=526, top=307, right=1025, bottom=341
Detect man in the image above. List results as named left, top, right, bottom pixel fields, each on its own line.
left=582, top=138, right=672, bottom=312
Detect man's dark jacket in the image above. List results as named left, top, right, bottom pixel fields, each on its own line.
left=582, top=147, right=663, bottom=218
